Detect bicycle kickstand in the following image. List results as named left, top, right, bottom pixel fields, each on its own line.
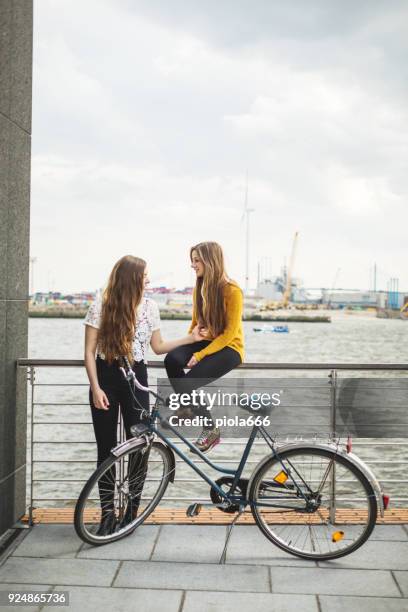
left=219, top=505, right=245, bottom=565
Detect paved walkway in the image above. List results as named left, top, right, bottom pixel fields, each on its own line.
left=0, top=524, right=407, bottom=611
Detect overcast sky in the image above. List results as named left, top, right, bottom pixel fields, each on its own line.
left=31, top=0, right=408, bottom=294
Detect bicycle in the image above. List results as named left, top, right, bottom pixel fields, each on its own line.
left=74, top=360, right=389, bottom=561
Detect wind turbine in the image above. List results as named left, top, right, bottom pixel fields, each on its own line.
left=241, top=171, right=255, bottom=295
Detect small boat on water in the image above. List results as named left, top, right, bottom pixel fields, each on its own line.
left=253, top=325, right=289, bottom=333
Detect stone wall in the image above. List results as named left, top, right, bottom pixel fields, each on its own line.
left=0, top=0, right=33, bottom=536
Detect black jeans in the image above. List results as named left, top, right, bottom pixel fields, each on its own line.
left=89, top=357, right=150, bottom=514
left=164, top=341, right=242, bottom=423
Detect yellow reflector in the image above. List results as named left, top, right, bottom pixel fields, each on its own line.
left=273, top=470, right=288, bottom=484
left=332, top=531, right=345, bottom=543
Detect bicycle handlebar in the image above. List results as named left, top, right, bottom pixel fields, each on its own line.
left=119, top=366, right=152, bottom=393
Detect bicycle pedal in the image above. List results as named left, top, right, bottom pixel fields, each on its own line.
left=186, top=503, right=202, bottom=517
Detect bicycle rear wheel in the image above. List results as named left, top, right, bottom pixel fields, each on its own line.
left=74, top=440, right=174, bottom=546
left=249, top=447, right=377, bottom=560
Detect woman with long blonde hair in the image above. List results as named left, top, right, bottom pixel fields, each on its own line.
left=84, top=255, right=202, bottom=535
left=165, top=241, right=244, bottom=452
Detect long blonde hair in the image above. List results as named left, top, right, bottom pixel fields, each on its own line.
left=190, top=241, right=236, bottom=337
left=98, top=255, right=146, bottom=364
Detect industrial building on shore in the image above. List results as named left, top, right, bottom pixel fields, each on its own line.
left=255, top=276, right=407, bottom=310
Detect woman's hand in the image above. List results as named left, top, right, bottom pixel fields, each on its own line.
left=187, top=355, right=198, bottom=368
left=191, top=325, right=211, bottom=342
left=91, top=386, right=110, bottom=410
left=197, top=326, right=211, bottom=339
left=191, top=325, right=204, bottom=342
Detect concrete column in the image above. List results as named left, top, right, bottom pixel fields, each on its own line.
left=0, top=0, right=33, bottom=536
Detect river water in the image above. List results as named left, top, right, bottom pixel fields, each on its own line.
left=27, top=312, right=408, bottom=508
left=29, top=310, right=408, bottom=363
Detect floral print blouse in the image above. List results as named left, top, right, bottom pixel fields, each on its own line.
left=84, top=296, right=160, bottom=364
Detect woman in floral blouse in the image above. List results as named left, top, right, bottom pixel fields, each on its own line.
left=84, top=254, right=202, bottom=535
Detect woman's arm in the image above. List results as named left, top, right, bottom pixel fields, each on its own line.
left=84, top=325, right=110, bottom=410
left=150, top=326, right=203, bottom=355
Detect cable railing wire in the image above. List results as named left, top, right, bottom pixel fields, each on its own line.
left=18, top=358, right=408, bottom=522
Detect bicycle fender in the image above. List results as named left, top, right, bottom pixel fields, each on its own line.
left=111, top=436, right=145, bottom=456
left=111, top=438, right=176, bottom=483
left=247, top=441, right=384, bottom=518
left=345, top=450, right=384, bottom=518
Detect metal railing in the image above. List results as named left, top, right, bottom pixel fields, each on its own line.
left=16, top=359, right=408, bottom=525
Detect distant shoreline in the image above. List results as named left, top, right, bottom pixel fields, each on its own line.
left=29, top=309, right=331, bottom=323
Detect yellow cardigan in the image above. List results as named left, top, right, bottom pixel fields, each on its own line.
left=188, top=282, right=245, bottom=363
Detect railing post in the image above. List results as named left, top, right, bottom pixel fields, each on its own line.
left=117, top=410, right=125, bottom=519
left=328, top=369, right=337, bottom=523
left=28, top=366, right=35, bottom=527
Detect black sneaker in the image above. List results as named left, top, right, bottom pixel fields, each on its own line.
left=95, top=511, right=117, bottom=536
left=119, top=501, right=140, bottom=528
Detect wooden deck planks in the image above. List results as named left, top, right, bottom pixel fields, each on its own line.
left=22, top=507, right=408, bottom=525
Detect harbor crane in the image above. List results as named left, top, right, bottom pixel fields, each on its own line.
left=261, top=231, right=299, bottom=311
left=281, top=231, right=299, bottom=308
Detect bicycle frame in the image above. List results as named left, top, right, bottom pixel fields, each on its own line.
left=152, top=409, right=258, bottom=505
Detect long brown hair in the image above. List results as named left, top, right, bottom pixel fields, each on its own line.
left=190, top=241, right=234, bottom=337
left=98, top=255, right=146, bottom=364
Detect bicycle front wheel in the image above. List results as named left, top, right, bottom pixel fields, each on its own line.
left=74, top=440, right=174, bottom=546
left=249, top=447, right=377, bottom=560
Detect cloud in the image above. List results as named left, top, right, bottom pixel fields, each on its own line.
left=31, top=0, right=408, bottom=292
